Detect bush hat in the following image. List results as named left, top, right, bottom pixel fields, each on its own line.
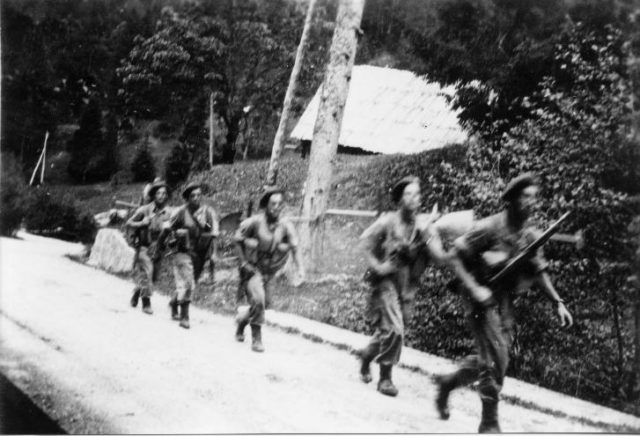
left=391, top=176, right=420, bottom=204
left=147, top=178, right=167, bottom=199
left=502, top=172, right=538, bottom=202
left=259, top=186, right=285, bottom=209
left=182, top=182, right=202, bottom=200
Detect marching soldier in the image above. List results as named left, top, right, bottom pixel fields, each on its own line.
left=126, top=179, right=171, bottom=315
left=163, top=182, right=219, bottom=329
left=358, top=176, right=449, bottom=397
left=233, top=187, right=305, bottom=352
left=433, top=173, right=573, bottom=433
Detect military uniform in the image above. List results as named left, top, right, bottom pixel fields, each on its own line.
left=168, top=204, right=219, bottom=304
left=360, top=211, right=436, bottom=371
left=128, top=201, right=171, bottom=312
left=437, top=210, right=548, bottom=431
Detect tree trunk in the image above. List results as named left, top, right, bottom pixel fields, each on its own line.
left=633, top=244, right=640, bottom=398
left=265, top=0, right=318, bottom=188
left=221, top=121, right=239, bottom=164
left=298, top=0, right=365, bottom=271
left=209, top=92, right=215, bottom=169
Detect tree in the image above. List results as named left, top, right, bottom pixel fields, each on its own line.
left=67, top=99, right=116, bottom=183
left=457, top=22, right=640, bottom=408
left=119, top=2, right=295, bottom=164
left=299, top=0, right=365, bottom=269
left=408, top=0, right=638, bottom=138
left=131, top=142, right=156, bottom=183
left=1, top=0, right=160, bottom=174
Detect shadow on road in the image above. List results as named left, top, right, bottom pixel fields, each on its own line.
left=0, top=372, right=66, bottom=434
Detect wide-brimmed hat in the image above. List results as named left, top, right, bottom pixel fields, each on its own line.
left=502, top=172, right=537, bottom=202
left=147, top=179, right=167, bottom=199
left=182, top=182, right=202, bottom=200
left=259, top=186, right=285, bottom=209
left=391, top=175, right=420, bottom=204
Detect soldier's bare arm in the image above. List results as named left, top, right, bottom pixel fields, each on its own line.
left=126, top=207, right=148, bottom=228
left=534, top=272, right=573, bottom=327
left=360, top=214, right=396, bottom=276
left=451, top=236, right=495, bottom=306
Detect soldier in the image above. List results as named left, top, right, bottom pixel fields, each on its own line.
left=233, top=187, right=305, bottom=352
left=358, top=176, right=449, bottom=397
left=433, top=173, right=573, bottom=433
left=164, top=182, right=219, bottom=329
left=126, top=179, right=171, bottom=315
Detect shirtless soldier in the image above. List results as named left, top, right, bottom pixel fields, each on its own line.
left=234, top=187, right=305, bottom=352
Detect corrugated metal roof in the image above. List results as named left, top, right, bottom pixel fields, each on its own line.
left=290, top=65, right=468, bottom=154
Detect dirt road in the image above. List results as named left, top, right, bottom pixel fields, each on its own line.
left=0, top=233, right=636, bottom=433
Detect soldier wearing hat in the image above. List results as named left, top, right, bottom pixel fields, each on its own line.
left=433, top=173, right=573, bottom=433
left=233, top=187, right=305, bottom=352
left=126, top=179, right=171, bottom=314
left=357, top=176, right=449, bottom=397
left=162, top=182, right=219, bottom=329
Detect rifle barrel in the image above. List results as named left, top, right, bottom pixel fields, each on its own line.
left=489, top=212, right=572, bottom=284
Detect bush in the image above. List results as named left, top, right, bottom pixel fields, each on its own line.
left=131, top=144, right=155, bottom=182
left=24, top=189, right=97, bottom=244
left=0, top=153, right=30, bottom=236
left=67, top=99, right=118, bottom=184
left=164, top=143, right=191, bottom=188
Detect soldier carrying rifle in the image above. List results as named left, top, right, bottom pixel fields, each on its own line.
left=126, top=179, right=171, bottom=315
left=433, top=173, right=573, bottom=433
left=160, top=182, right=219, bottom=329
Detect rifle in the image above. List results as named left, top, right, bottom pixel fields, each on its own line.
left=489, top=211, right=572, bottom=284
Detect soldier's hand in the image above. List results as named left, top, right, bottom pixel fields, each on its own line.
left=139, top=217, right=151, bottom=226
left=557, top=302, right=573, bottom=327
left=292, top=268, right=305, bottom=287
left=375, top=261, right=397, bottom=276
left=244, top=238, right=259, bottom=250
left=474, top=286, right=497, bottom=308
left=276, top=242, right=290, bottom=253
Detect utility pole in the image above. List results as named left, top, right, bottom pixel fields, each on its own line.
left=265, top=0, right=318, bottom=188
left=298, top=0, right=365, bottom=270
left=209, top=92, right=215, bottom=169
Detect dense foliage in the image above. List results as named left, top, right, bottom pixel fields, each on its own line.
left=0, top=153, right=30, bottom=236
left=23, top=189, right=97, bottom=244
left=131, top=143, right=156, bottom=183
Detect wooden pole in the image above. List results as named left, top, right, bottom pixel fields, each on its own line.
left=298, top=0, right=365, bottom=270
left=265, top=0, right=318, bottom=188
left=209, top=92, right=215, bottom=169
left=40, top=131, right=49, bottom=184
left=29, top=131, right=49, bottom=186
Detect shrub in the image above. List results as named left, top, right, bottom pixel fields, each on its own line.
left=0, top=153, right=31, bottom=236
left=67, top=99, right=118, bottom=184
left=131, top=144, right=155, bottom=182
left=24, top=189, right=97, bottom=244
left=164, top=143, right=191, bottom=188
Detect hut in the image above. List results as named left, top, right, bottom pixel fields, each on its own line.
left=289, top=65, right=468, bottom=156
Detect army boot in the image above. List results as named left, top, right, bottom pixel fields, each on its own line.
left=250, top=324, right=264, bottom=352
left=235, top=317, right=248, bottom=342
left=377, top=364, right=398, bottom=397
left=179, top=302, right=190, bottom=329
left=169, top=297, right=180, bottom=320
left=141, top=297, right=153, bottom=315
left=357, top=349, right=374, bottom=384
left=130, top=287, right=141, bottom=308
left=478, top=400, right=501, bottom=433
left=433, top=374, right=453, bottom=420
